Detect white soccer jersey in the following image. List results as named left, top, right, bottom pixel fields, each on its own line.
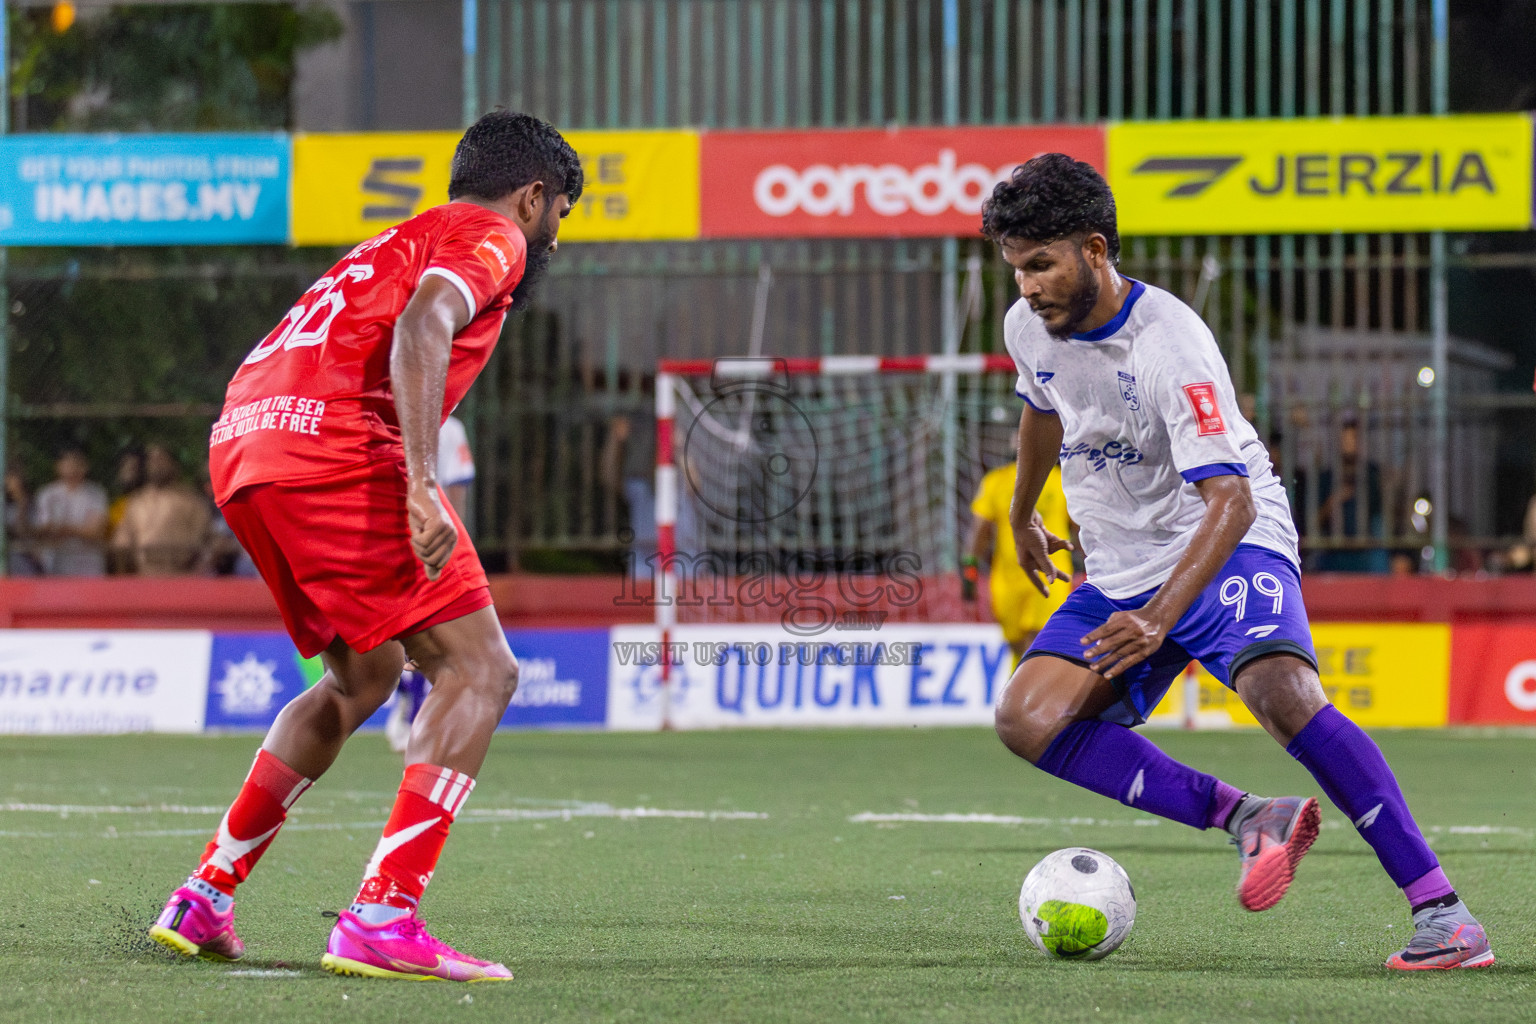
left=1005, top=279, right=1299, bottom=599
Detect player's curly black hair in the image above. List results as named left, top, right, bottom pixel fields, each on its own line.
left=980, top=153, right=1120, bottom=265
left=448, top=110, right=584, bottom=208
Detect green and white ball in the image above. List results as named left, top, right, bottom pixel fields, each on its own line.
left=1019, top=847, right=1136, bottom=960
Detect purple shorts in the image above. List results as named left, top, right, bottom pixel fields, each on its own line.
left=1024, top=544, right=1316, bottom=726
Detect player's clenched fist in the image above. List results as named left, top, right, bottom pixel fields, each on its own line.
left=1013, top=508, right=1072, bottom=597
left=406, top=481, right=458, bottom=580
left=1081, top=609, right=1167, bottom=680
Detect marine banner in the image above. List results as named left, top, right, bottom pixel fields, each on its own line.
left=1107, top=114, right=1534, bottom=235
left=1145, top=623, right=1451, bottom=728
left=699, top=126, right=1105, bottom=238
left=1447, top=622, right=1536, bottom=725
left=0, top=133, right=289, bottom=245
left=0, top=630, right=213, bottom=734
left=290, top=130, right=699, bottom=246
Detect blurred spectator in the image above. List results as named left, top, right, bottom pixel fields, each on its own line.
left=32, top=448, right=108, bottom=575
left=438, top=414, right=475, bottom=525
left=5, top=468, right=40, bottom=576
left=1504, top=496, right=1536, bottom=573
left=198, top=475, right=258, bottom=577
left=602, top=413, right=657, bottom=566
left=108, top=446, right=144, bottom=536
left=112, top=443, right=212, bottom=575
left=1296, top=419, right=1390, bottom=573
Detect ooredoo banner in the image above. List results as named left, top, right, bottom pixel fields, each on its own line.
left=699, top=126, right=1105, bottom=238
left=0, top=630, right=212, bottom=734
left=1447, top=622, right=1536, bottom=724
left=605, top=623, right=1015, bottom=730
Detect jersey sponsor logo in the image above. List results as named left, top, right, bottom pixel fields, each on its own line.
left=1060, top=440, right=1143, bottom=472
left=1035, top=370, right=1055, bottom=383
left=476, top=232, right=515, bottom=282
left=1117, top=371, right=1139, bottom=411
left=1182, top=382, right=1227, bottom=436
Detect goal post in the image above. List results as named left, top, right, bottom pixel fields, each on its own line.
left=653, top=354, right=1020, bottom=632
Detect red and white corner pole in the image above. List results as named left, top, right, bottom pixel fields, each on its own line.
left=654, top=370, right=678, bottom=731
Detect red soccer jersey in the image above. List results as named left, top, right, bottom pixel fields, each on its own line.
left=209, top=203, right=526, bottom=504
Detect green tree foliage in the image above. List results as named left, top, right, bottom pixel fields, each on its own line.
left=3, top=5, right=345, bottom=494
left=9, top=3, right=341, bottom=131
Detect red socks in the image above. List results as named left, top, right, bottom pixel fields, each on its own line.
left=354, top=764, right=475, bottom=912
left=194, top=749, right=312, bottom=895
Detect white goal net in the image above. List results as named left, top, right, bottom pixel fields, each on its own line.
left=653, top=355, right=1022, bottom=633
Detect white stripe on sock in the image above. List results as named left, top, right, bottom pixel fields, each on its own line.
left=441, top=779, right=465, bottom=812
left=427, top=767, right=451, bottom=805
left=450, top=777, right=475, bottom=815
left=280, top=777, right=312, bottom=810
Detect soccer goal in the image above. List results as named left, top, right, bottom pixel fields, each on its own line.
left=652, top=354, right=1022, bottom=635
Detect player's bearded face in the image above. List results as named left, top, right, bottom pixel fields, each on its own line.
left=510, top=198, right=561, bottom=312
left=1042, top=249, right=1100, bottom=339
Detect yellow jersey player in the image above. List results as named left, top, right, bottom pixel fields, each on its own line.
left=964, top=460, right=1073, bottom=660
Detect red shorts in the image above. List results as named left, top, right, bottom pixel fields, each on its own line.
left=222, top=459, right=492, bottom=658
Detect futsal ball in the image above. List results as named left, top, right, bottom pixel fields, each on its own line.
left=1018, top=847, right=1136, bottom=960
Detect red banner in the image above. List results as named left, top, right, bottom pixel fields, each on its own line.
left=699, top=126, right=1106, bottom=238
left=1448, top=621, right=1536, bottom=724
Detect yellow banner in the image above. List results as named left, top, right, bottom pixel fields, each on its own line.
left=1146, top=623, right=1450, bottom=729
left=290, top=130, right=699, bottom=246
left=1108, top=115, right=1533, bottom=235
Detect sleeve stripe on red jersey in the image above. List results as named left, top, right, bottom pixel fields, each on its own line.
left=421, top=267, right=478, bottom=320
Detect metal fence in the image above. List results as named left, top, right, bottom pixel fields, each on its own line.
left=8, top=1, right=1535, bottom=574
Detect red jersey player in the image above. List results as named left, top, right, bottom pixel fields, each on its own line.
left=148, top=112, right=582, bottom=982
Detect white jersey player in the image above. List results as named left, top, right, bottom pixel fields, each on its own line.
left=981, top=152, right=1489, bottom=971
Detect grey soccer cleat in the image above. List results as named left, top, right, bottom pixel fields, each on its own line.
left=1385, top=900, right=1494, bottom=971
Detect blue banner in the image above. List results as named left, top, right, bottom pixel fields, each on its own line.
left=204, top=628, right=609, bottom=732
left=0, top=133, right=289, bottom=245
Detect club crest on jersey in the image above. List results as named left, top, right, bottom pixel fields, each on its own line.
left=476, top=233, right=515, bottom=282
left=1182, top=381, right=1227, bottom=436
left=1117, top=371, right=1139, bottom=411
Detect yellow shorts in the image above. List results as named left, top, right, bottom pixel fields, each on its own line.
left=991, top=580, right=1071, bottom=646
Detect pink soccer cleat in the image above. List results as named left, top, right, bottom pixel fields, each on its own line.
left=148, top=886, right=246, bottom=962
left=1230, top=795, right=1321, bottom=912
left=320, top=909, right=513, bottom=982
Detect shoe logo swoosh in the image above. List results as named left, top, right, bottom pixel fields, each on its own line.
left=1400, top=946, right=1468, bottom=963
left=360, top=940, right=447, bottom=975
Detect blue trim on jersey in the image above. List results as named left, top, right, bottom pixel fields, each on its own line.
left=1070, top=278, right=1146, bottom=342
left=1017, top=390, right=1058, bottom=414
left=1180, top=462, right=1250, bottom=483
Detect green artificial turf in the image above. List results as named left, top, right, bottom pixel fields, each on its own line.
left=2, top=727, right=1533, bottom=1023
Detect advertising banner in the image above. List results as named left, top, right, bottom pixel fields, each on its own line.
left=1447, top=622, right=1536, bottom=725
left=0, top=134, right=289, bottom=245
left=1145, top=623, right=1450, bottom=728
left=205, top=629, right=610, bottom=732
left=1107, top=114, right=1534, bottom=235
left=290, top=130, right=699, bottom=246
left=699, top=126, right=1106, bottom=238
left=0, top=630, right=212, bottom=734
left=605, top=623, right=1014, bottom=730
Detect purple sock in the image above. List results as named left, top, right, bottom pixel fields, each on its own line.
left=1286, top=704, right=1441, bottom=891
left=1403, top=866, right=1455, bottom=908
left=1035, top=720, right=1232, bottom=830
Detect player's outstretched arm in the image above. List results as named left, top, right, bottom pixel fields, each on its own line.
left=1009, top=406, right=1073, bottom=597
left=1082, top=474, right=1256, bottom=679
left=391, top=275, right=473, bottom=580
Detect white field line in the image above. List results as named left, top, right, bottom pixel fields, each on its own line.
left=0, top=801, right=768, bottom=839
left=227, top=969, right=303, bottom=978
left=848, top=811, right=1533, bottom=837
